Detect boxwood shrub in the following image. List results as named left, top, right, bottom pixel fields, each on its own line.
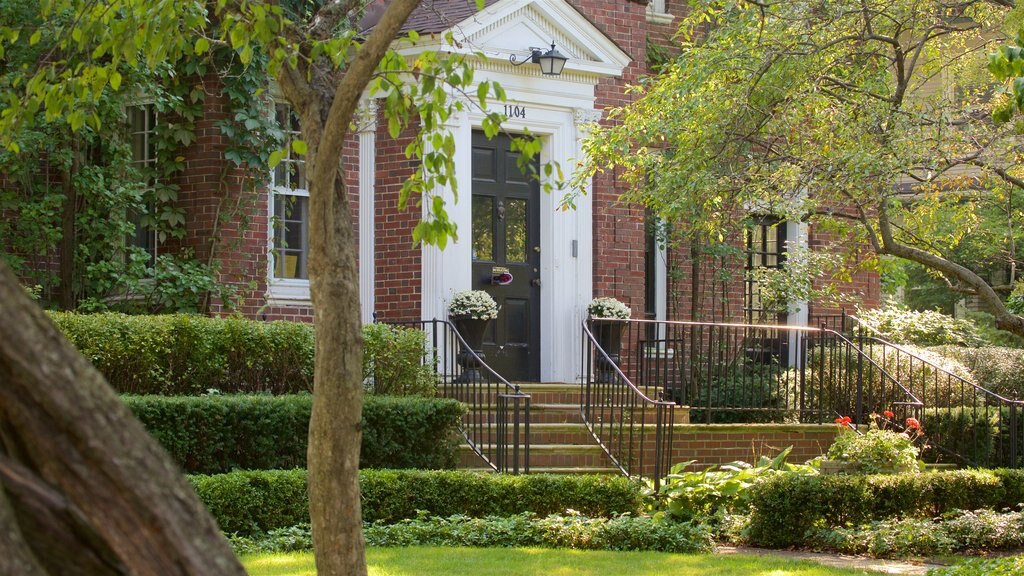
left=746, top=469, right=1024, bottom=548
left=52, top=312, right=314, bottom=394
left=53, top=312, right=438, bottom=396
left=126, top=394, right=464, bottom=473
left=188, top=469, right=645, bottom=536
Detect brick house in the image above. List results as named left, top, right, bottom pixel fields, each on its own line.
left=6, top=0, right=880, bottom=384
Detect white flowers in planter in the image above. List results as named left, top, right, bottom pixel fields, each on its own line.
left=587, top=297, right=631, bottom=319
left=448, top=290, right=499, bottom=321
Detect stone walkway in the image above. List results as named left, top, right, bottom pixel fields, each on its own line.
left=717, top=546, right=946, bottom=575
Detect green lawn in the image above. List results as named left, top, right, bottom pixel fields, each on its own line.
left=243, top=547, right=888, bottom=576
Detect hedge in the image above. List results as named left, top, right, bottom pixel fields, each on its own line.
left=53, top=312, right=437, bottom=396
left=746, top=469, right=1024, bottom=548
left=125, top=394, right=464, bottom=473
left=188, top=469, right=645, bottom=536
left=52, top=312, right=314, bottom=394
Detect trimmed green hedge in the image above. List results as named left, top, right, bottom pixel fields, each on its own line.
left=189, top=469, right=645, bottom=536
left=53, top=312, right=314, bottom=394
left=746, top=469, right=1024, bottom=548
left=930, top=345, right=1024, bottom=400
left=126, top=394, right=464, bottom=473
left=53, top=312, right=438, bottom=396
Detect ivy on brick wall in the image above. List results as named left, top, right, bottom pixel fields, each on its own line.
left=0, top=0, right=278, bottom=313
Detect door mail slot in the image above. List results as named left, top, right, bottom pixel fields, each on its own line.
left=491, top=266, right=513, bottom=285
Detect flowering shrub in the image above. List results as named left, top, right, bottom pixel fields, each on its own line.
left=856, top=306, right=985, bottom=347
left=587, top=297, right=631, bottom=319
left=448, top=290, right=499, bottom=320
left=826, top=413, right=924, bottom=474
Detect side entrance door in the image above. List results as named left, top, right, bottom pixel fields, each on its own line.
left=470, top=131, right=541, bottom=381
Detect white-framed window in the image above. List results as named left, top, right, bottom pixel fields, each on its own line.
left=128, top=104, right=158, bottom=263
left=267, top=103, right=311, bottom=302
left=647, top=0, right=673, bottom=24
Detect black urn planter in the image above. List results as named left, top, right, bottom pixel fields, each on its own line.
left=452, top=315, right=489, bottom=383
left=591, top=317, right=626, bottom=383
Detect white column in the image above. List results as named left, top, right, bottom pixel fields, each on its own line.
left=421, top=110, right=473, bottom=322
left=358, top=101, right=377, bottom=324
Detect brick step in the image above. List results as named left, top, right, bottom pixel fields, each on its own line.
left=511, top=383, right=671, bottom=405
left=458, top=443, right=614, bottom=470
left=467, top=402, right=688, bottom=425
left=460, top=466, right=622, bottom=476
left=467, top=422, right=595, bottom=445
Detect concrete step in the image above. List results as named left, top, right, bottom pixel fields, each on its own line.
left=458, top=443, right=614, bottom=470
left=460, top=466, right=622, bottom=476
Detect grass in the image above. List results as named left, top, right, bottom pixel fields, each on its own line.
left=243, top=547, right=889, bottom=576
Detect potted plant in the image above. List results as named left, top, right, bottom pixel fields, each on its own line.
left=448, top=290, right=499, bottom=382
left=587, top=297, right=631, bottom=381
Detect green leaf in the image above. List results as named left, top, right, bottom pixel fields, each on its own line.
left=195, top=37, right=210, bottom=55
left=109, top=71, right=122, bottom=91
left=291, top=139, right=307, bottom=155
left=268, top=149, right=285, bottom=168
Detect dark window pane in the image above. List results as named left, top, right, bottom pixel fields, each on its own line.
left=472, top=196, right=493, bottom=261
left=505, top=198, right=527, bottom=262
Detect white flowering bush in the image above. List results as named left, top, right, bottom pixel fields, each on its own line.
left=587, top=297, right=631, bottom=319
left=448, top=290, right=499, bottom=321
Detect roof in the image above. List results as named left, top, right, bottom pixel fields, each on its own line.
left=360, top=0, right=502, bottom=34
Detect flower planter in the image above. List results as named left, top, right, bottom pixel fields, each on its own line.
left=819, top=460, right=860, bottom=475
left=591, top=318, right=626, bottom=383
left=452, top=315, right=490, bottom=383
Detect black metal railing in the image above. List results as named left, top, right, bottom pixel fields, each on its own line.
left=592, top=318, right=921, bottom=426
left=846, top=316, right=1024, bottom=468
left=580, top=317, right=935, bottom=485
left=581, top=319, right=675, bottom=489
left=387, top=319, right=529, bottom=473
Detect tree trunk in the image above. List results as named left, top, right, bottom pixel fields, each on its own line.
left=307, top=164, right=367, bottom=576
left=0, top=260, right=246, bottom=575
left=58, top=140, right=79, bottom=310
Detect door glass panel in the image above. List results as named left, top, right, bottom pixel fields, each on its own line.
left=472, top=196, right=494, bottom=261
left=505, top=198, right=527, bottom=263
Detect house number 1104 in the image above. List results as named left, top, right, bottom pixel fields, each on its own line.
left=504, top=105, right=526, bottom=119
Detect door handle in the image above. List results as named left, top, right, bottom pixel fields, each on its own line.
left=531, top=278, right=541, bottom=287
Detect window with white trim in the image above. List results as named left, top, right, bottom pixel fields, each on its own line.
left=745, top=217, right=786, bottom=324
left=646, top=0, right=673, bottom=24
left=128, top=104, right=157, bottom=263
left=270, top=103, right=310, bottom=282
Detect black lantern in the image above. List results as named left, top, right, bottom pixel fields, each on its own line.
left=510, top=42, right=568, bottom=76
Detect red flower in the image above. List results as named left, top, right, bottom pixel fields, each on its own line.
left=906, top=417, right=920, bottom=429
left=884, top=410, right=894, bottom=419
left=834, top=416, right=852, bottom=427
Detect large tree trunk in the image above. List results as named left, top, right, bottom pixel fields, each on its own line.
left=0, top=260, right=246, bottom=575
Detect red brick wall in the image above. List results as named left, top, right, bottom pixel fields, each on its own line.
left=372, top=114, right=422, bottom=323
left=572, top=0, right=650, bottom=317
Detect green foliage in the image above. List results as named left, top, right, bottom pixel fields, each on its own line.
left=745, top=470, right=1018, bottom=548
left=807, top=509, right=1024, bottom=557
left=653, top=447, right=817, bottom=522
left=190, top=468, right=645, bottom=537
left=52, top=312, right=314, bottom=394
left=930, top=555, right=1024, bottom=576
left=857, top=307, right=986, bottom=347
left=826, top=428, right=923, bottom=475
left=921, top=408, right=999, bottom=468
left=128, top=394, right=465, bottom=474
left=230, top=514, right=713, bottom=555
left=930, top=345, right=1024, bottom=400
left=362, top=323, right=436, bottom=396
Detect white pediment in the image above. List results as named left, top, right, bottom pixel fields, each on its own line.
left=441, top=0, right=631, bottom=79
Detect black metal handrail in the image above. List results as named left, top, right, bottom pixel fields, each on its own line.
left=846, top=315, right=1024, bottom=467
left=581, top=318, right=675, bottom=489
left=579, top=317, right=934, bottom=486
left=386, top=319, right=529, bottom=473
